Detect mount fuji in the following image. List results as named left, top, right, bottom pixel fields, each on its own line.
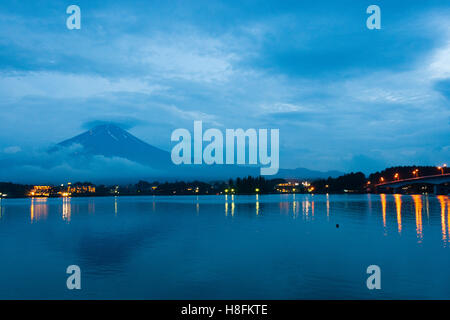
left=55, top=124, right=171, bottom=170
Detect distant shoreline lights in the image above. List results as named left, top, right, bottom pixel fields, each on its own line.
left=171, top=121, right=279, bottom=175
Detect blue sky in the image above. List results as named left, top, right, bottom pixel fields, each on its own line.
left=0, top=0, right=449, bottom=176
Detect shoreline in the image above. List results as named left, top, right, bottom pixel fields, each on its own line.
left=1, top=192, right=444, bottom=200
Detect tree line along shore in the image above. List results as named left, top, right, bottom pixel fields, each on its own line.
left=0, top=166, right=447, bottom=198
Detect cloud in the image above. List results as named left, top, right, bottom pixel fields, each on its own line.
left=0, top=145, right=164, bottom=184
left=0, top=72, right=165, bottom=101
left=434, top=79, right=450, bottom=100
left=126, top=34, right=237, bottom=83
left=82, top=118, right=146, bottom=130
left=260, top=102, right=317, bottom=114
left=3, top=146, right=21, bottom=154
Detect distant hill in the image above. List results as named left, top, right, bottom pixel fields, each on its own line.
left=276, top=168, right=344, bottom=179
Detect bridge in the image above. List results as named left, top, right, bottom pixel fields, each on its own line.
left=374, top=173, right=450, bottom=194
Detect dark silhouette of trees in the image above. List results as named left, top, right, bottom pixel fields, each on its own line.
left=0, top=182, right=32, bottom=197
left=312, top=172, right=366, bottom=193
left=0, top=165, right=445, bottom=197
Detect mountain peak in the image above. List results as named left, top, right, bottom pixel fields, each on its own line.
left=89, top=123, right=123, bottom=131
left=85, top=123, right=133, bottom=142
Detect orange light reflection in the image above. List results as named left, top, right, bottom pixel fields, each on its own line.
left=380, top=194, right=386, bottom=228
left=394, top=194, right=402, bottom=234
left=412, top=195, right=423, bottom=243
left=437, top=195, right=447, bottom=245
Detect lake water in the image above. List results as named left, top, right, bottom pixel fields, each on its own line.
left=0, top=194, right=449, bottom=299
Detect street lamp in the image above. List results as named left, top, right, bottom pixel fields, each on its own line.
left=394, top=173, right=399, bottom=181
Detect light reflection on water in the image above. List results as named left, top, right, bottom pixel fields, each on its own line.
left=24, top=194, right=450, bottom=243
left=19, top=194, right=450, bottom=244
left=380, top=193, right=387, bottom=230
left=394, top=194, right=402, bottom=234
left=0, top=193, right=450, bottom=299
left=412, top=195, right=423, bottom=243
left=437, top=195, right=448, bottom=246
left=62, top=197, right=71, bottom=222
left=30, top=197, right=48, bottom=223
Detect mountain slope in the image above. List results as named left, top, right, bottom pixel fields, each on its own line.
left=56, top=124, right=171, bottom=169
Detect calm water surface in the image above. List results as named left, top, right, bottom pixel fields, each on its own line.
left=0, top=194, right=449, bottom=299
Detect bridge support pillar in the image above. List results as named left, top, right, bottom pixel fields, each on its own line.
left=434, top=185, right=441, bottom=195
